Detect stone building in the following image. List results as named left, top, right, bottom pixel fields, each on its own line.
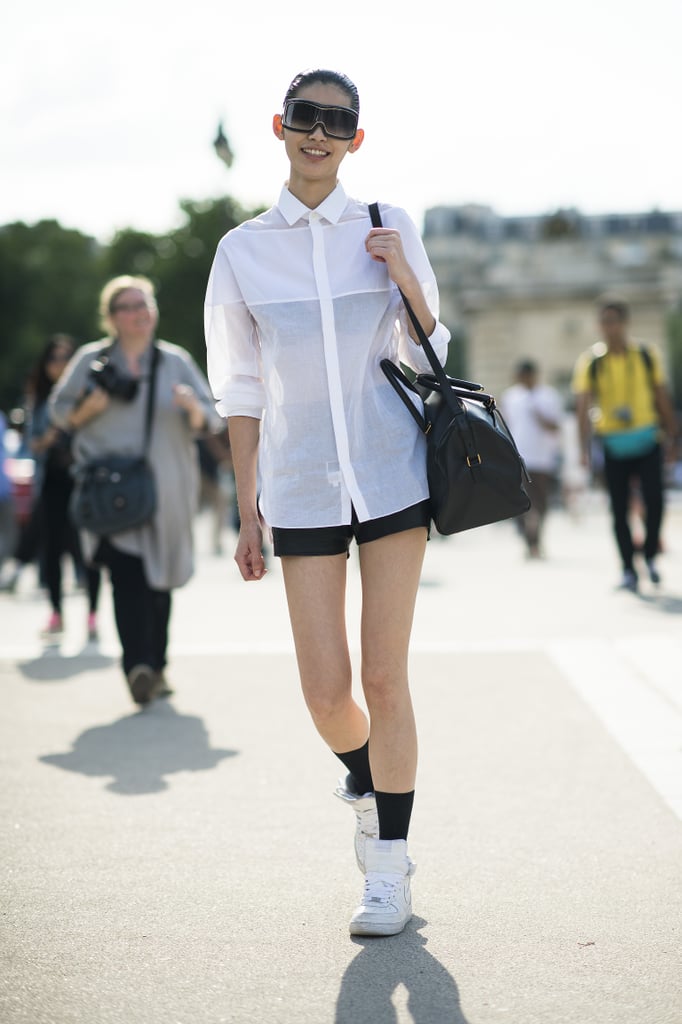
left=422, top=205, right=682, bottom=401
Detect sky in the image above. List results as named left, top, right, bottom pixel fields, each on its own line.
left=3, top=0, right=681, bottom=242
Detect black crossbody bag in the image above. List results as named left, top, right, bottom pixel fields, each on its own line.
left=370, top=202, right=531, bottom=535
left=69, top=345, right=160, bottom=535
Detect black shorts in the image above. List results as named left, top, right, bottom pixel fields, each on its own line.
left=272, top=500, right=431, bottom=558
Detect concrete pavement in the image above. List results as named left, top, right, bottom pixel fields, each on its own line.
left=1, top=492, right=681, bottom=1024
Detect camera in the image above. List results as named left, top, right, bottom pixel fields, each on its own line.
left=87, top=357, right=139, bottom=402
left=613, top=405, right=633, bottom=425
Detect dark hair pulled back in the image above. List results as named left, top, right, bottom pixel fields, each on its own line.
left=284, top=69, right=360, bottom=114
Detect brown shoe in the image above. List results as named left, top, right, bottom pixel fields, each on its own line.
left=127, top=664, right=161, bottom=706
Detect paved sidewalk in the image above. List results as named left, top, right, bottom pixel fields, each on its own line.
left=1, top=496, right=681, bottom=1024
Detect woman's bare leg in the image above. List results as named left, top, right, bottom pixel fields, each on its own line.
left=280, top=554, right=368, bottom=753
left=358, top=528, right=427, bottom=792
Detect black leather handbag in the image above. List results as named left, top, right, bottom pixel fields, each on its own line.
left=370, top=203, right=531, bottom=535
left=70, top=346, right=159, bottom=536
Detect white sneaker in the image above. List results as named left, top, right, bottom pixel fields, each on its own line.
left=349, top=838, right=416, bottom=937
left=334, top=776, right=379, bottom=872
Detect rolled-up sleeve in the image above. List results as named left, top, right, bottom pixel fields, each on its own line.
left=204, top=241, right=265, bottom=419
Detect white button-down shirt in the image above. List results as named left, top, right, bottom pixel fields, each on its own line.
left=204, top=183, right=450, bottom=528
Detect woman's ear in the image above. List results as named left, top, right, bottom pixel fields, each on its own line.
left=348, top=128, right=365, bottom=154
left=272, top=114, right=285, bottom=140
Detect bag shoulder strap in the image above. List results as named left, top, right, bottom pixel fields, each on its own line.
left=640, top=345, right=654, bottom=380
left=143, top=344, right=160, bottom=452
left=589, top=345, right=655, bottom=394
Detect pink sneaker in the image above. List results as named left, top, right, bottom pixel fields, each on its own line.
left=41, top=612, right=63, bottom=637
left=87, top=612, right=98, bottom=640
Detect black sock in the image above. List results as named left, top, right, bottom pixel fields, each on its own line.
left=333, top=741, right=374, bottom=795
left=375, top=790, right=415, bottom=841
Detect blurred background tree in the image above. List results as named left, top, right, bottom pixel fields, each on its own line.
left=0, top=195, right=258, bottom=412
left=0, top=221, right=102, bottom=409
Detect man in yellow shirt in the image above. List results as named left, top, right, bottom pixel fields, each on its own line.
left=572, top=299, right=678, bottom=591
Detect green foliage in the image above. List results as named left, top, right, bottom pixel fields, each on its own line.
left=155, top=197, right=256, bottom=367
left=540, top=210, right=580, bottom=240
left=0, top=197, right=258, bottom=412
left=444, top=327, right=467, bottom=380
left=0, top=221, right=102, bottom=409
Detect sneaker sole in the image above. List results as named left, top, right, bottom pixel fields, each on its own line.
left=349, top=911, right=412, bottom=937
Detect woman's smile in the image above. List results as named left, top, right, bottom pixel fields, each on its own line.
left=301, top=145, right=330, bottom=160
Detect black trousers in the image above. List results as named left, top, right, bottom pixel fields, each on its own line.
left=42, top=472, right=100, bottom=614
left=95, top=538, right=171, bottom=676
left=515, top=470, right=554, bottom=550
left=602, top=444, right=664, bottom=570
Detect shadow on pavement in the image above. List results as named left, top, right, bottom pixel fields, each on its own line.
left=636, top=591, right=682, bottom=614
left=39, top=701, right=238, bottom=794
left=336, top=917, right=469, bottom=1023
left=19, top=648, right=116, bottom=681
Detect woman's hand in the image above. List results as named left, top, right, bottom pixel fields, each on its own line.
left=173, top=384, right=205, bottom=430
left=365, top=227, right=436, bottom=342
left=69, top=387, right=110, bottom=429
left=365, top=228, right=414, bottom=290
left=234, top=518, right=267, bottom=581
left=31, top=426, right=60, bottom=454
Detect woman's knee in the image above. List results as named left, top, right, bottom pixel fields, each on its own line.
left=361, top=663, right=408, bottom=714
left=302, top=672, right=353, bottom=724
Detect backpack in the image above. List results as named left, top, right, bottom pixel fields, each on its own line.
left=588, top=346, right=654, bottom=393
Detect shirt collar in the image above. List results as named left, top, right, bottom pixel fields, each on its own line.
left=277, top=182, right=348, bottom=226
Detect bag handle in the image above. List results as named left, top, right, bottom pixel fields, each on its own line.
left=381, top=357, right=430, bottom=433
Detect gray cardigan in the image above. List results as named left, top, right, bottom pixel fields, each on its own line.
left=50, top=338, right=222, bottom=590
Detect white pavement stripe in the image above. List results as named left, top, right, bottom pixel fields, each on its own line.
left=548, top=637, right=682, bottom=822
left=614, top=634, right=682, bottom=715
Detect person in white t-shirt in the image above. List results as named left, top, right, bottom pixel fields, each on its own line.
left=501, top=359, right=563, bottom=558
left=205, top=69, right=451, bottom=937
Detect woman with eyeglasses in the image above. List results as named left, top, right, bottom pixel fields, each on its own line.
left=205, top=69, right=450, bottom=937
left=51, top=276, right=220, bottom=706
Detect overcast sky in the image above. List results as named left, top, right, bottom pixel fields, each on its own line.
left=3, top=0, right=681, bottom=242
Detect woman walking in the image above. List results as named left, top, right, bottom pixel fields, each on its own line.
left=205, top=69, right=450, bottom=936
left=27, top=335, right=101, bottom=638
left=51, top=276, right=219, bottom=705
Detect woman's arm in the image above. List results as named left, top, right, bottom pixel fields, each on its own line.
left=172, top=348, right=224, bottom=434
left=654, top=382, right=679, bottom=462
left=50, top=348, right=110, bottom=431
left=365, top=207, right=450, bottom=372
left=228, top=415, right=266, bottom=581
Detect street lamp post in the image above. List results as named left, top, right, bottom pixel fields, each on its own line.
left=213, top=121, right=234, bottom=168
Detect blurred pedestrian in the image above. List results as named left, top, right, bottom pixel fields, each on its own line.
left=51, top=275, right=220, bottom=705
left=25, top=335, right=102, bottom=638
left=196, top=428, right=233, bottom=555
left=205, top=69, right=450, bottom=937
left=572, top=299, right=678, bottom=590
left=0, top=407, right=41, bottom=594
left=501, top=360, right=563, bottom=558
left=0, top=412, right=18, bottom=573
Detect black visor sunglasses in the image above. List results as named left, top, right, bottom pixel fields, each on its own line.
left=282, top=99, right=358, bottom=140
